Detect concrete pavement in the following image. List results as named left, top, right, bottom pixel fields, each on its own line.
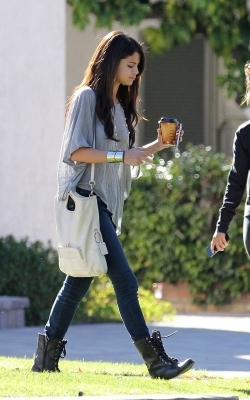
left=0, top=313, right=250, bottom=378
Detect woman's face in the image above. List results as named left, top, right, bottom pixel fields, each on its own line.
left=115, top=52, right=140, bottom=86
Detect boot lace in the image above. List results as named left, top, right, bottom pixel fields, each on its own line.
left=54, top=339, right=67, bottom=369
left=150, top=330, right=178, bottom=364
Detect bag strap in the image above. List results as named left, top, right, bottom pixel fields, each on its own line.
left=89, top=115, right=96, bottom=196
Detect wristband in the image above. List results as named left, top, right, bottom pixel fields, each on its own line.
left=107, top=151, right=124, bottom=163
left=114, top=151, right=124, bottom=163
left=107, top=151, right=116, bottom=163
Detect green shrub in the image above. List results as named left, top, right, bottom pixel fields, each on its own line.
left=0, top=236, right=173, bottom=326
left=120, top=143, right=250, bottom=306
left=0, top=236, right=62, bottom=325
left=2, top=143, right=250, bottom=323
left=74, top=275, right=175, bottom=323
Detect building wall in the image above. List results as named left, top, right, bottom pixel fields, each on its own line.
left=0, top=2, right=249, bottom=246
left=0, top=0, right=66, bottom=244
left=142, top=36, right=204, bottom=148
left=202, top=51, right=250, bottom=155
left=216, top=58, right=250, bottom=155
left=0, top=2, right=141, bottom=246
left=66, top=7, right=141, bottom=98
left=142, top=36, right=249, bottom=156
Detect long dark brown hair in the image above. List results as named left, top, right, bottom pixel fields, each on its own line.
left=66, top=31, right=146, bottom=148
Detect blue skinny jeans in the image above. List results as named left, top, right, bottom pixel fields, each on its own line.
left=45, top=189, right=150, bottom=342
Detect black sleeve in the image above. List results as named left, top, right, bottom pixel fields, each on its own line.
left=216, top=128, right=250, bottom=233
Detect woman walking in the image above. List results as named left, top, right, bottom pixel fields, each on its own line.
left=31, top=30, right=195, bottom=380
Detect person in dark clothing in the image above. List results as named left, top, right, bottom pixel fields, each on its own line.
left=211, top=60, right=250, bottom=256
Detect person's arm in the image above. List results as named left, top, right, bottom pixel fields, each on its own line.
left=142, top=127, right=182, bottom=153
left=71, top=124, right=182, bottom=164
left=71, top=146, right=154, bottom=166
left=142, top=139, right=161, bottom=154
left=71, top=148, right=107, bottom=163
left=211, top=130, right=250, bottom=252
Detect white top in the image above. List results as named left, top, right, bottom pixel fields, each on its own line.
left=56, top=86, right=132, bottom=234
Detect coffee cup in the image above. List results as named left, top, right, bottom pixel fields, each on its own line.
left=158, top=117, right=182, bottom=147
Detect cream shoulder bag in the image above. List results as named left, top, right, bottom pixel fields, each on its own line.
left=54, top=125, right=108, bottom=277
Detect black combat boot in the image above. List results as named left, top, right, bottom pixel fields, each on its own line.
left=31, top=333, right=67, bottom=372
left=134, top=330, right=194, bottom=380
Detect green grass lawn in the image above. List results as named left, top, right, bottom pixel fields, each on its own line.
left=0, top=357, right=249, bottom=398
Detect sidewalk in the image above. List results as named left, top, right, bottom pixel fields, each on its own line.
left=0, top=313, right=250, bottom=377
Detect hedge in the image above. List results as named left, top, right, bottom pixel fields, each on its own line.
left=1, top=143, right=250, bottom=325
left=120, top=143, right=250, bottom=306
left=0, top=237, right=173, bottom=325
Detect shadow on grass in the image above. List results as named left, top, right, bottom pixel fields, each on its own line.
left=235, top=388, right=250, bottom=397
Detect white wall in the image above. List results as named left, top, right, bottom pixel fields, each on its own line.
left=0, top=0, right=66, bottom=244
left=2, top=1, right=245, bottom=245
left=0, top=1, right=142, bottom=246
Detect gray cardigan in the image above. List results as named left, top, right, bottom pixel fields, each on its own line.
left=56, top=86, right=131, bottom=234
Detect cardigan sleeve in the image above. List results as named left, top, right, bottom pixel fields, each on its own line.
left=62, top=87, right=96, bottom=166
left=56, top=87, right=96, bottom=200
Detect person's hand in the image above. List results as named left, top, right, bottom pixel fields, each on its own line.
left=178, top=124, right=184, bottom=143
left=157, top=128, right=165, bottom=150
left=124, top=147, right=154, bottom=166
left=211, top=232, right=229, bottom=253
